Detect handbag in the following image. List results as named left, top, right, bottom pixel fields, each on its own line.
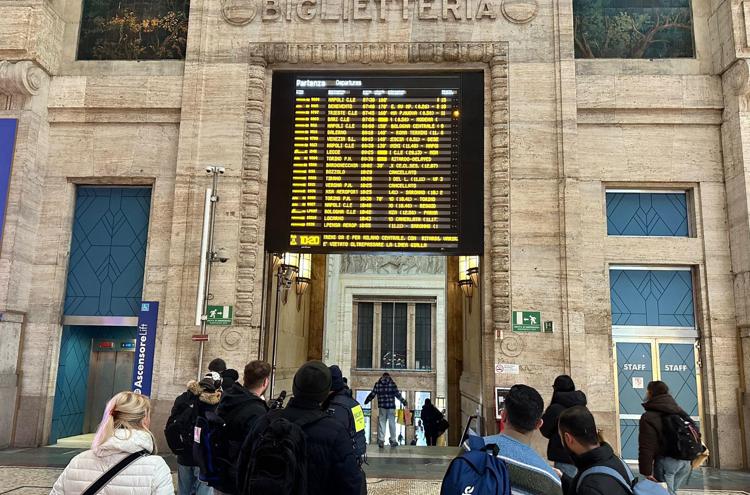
left=403, top=408, right=413, bottom=426
left=81, top=450, right=149, bottom=495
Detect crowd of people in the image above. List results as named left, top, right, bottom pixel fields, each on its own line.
left=49, top=362, right=704, bottom=495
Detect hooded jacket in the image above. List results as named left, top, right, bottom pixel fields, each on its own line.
left=50, top=429, right=173, bottom=495
left=167, top=380, right=221, bottom=465
left=639, top=393, right=689, bottom=476
left=562, top=443, right=632, bottom=495
left=541, top=390, right=588, bottom=464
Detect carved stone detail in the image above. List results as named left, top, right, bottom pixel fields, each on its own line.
left=499, top=334, right=525, bottom=357
left=234, top=59, right=268, bottom=331
left=221, top=0, right=258, bottom=25
left=247, top=42, right=507, bottom=64
left=238, top=41, right=510, bottom=375
left=0, top=60, right=44, bottom=96
left=340, top=254, right=445, bottom=275
left=500, top=0, right=538, bottom=24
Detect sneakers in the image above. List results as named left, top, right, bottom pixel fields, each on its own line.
left=390, top=441, right=398, bottom=448
left=378, top=441, right=385, bottom=448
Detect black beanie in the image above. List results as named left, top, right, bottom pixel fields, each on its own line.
left=293, top=361, right=332, bottom=403
left=553, top=375, right=575, bottom=393
left=329, top=365, right=345, bottom=392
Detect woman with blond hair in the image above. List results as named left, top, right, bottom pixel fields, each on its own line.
left=50, top=391, right=174, bottom=494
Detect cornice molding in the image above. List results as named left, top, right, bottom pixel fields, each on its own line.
left=247, top=41, right=508, bottom=65
left=0, top=60, right=44, bottom=97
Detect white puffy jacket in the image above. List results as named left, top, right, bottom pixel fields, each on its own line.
left=50, top=429, right=174, bottom=495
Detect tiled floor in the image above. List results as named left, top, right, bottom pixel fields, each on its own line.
left=1, top=446, right=749, bottom=494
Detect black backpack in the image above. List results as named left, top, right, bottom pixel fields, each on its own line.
left=662, top=413, right=703, bottom=460
left=193, top=410, right=232, bottom=486
left=240, top=409, right=327, bottom=495
left=164, top=395, right=198, bottom=456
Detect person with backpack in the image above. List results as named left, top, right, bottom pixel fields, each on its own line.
left=239, top=360, right=363, bottom=495
left=211, top=360, right=271, bottom=495
left=165, top=373, right=222, bottom=495
left=639, top=381, right=701, bottom=495
left=557, top=405, right=633, bottom=495
left=51, top=391, right=173, bottom=494
left=483, top=384, right=563, bottom=495
left=540, top=375, right=588, bottom=477
left=364, top=372, right=407, bottom=448
left=421, top=398, right=443, bottom=446
left=324, top=365, right=368, bottom=494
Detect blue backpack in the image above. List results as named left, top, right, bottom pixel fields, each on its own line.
left=441, top=436, right=510, bottom=495
left=577, top=457, right=670, bottom=495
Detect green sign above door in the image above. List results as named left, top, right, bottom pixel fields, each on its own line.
left=206, top=305, right=233, bottom=326
left=512, top=311, right=541, bottom=332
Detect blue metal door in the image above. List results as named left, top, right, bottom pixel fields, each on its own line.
left=659, top=343, right=700, bottom=424
left=616, top=342, right=653, bottom=461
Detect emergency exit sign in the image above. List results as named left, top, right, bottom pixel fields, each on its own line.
left=512, top=311, right=541, bottom=333
left=206, top=305, right=233, bottom=326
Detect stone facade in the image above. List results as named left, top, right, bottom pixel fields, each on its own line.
left=0, top=0, right=748, bottom=470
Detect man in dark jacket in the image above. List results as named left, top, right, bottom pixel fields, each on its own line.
left=639, top=381, right=693, bottom=495
left=541, top=375, right=588, bottom=477
left=241, top=361, right=363, bottom=495
left=167, top=374, right=222, bottom=495
left=558, top=405, right=630, bottom=495
left=420, top=399, right=443, bottom=446
left=325, top=365, right=367, bottom=494
left=213, top=360, right=271, bottom=495
left=364, top=372, right=407, bottom=448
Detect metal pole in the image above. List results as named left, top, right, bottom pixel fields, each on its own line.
left=269, top=267, right=283, bottom=399
left=196, top=170, right=220, bottom=379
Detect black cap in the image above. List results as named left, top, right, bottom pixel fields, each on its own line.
left=293, top=361, right=332, bottom=403
left=329, top=365, right=345, bottom=392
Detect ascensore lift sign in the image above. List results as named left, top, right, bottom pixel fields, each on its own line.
left=132, top=301, right=159, bottom=396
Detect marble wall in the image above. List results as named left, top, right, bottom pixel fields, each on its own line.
left=0, top=0, right=748, bottom=468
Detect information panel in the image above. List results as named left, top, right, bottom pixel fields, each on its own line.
left=266, top=73, right=483, bottom=254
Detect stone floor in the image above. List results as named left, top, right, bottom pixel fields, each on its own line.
left=0, top=446, right=748, bottom=494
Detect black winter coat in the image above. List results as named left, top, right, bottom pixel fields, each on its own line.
left=421, top=403, right=442, bottom=435
left=168, top=381, right=221, bottom=466
left=562, top=443, right=632, bottom=495
left=240, top=397, right=363, bottom=495
left=215, top=382, right=269, bottom=492
left=541, top=390, right=587, bottom=464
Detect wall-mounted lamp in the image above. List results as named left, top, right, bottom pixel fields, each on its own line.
left=295, top=253, right=312, bottom=311
left=279, top=252, right=299, bottom=304
left=458, top=255, right=480, bottom=312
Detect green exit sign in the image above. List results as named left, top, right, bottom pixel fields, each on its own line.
left=512, top=311, right=541, bottom=333
left=206, top=305, right=233, bottom=326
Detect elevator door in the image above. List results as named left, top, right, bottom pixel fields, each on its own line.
left=85, top=339, right=135, bottom=432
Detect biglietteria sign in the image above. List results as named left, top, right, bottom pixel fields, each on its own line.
left=221, top=0, right=537, bottom=24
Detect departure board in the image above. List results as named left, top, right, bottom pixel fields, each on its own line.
left=265, top=72, right=483, bottom=254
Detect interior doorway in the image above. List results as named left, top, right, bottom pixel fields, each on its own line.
left=261, top=253, right=484, bottom=446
